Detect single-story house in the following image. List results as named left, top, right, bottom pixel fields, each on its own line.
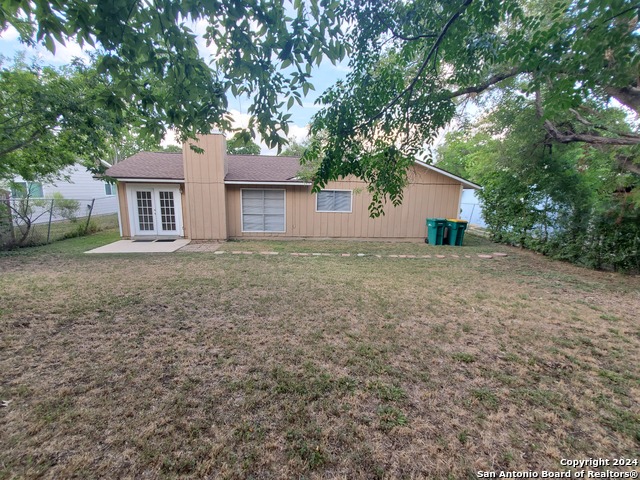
left=6, top=163, right=119, bottom=224
left=106, top=134, right=479, bottom=241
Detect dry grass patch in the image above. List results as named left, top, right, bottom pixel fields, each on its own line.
left=0, top=232, right=639, bottom=478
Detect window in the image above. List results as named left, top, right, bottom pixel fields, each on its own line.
left=105, top=182, right=115, bottom=196
left=11, top=181, right=43, bottom=198
left=316, top=190, right=352, bottom=213
left=241, top=189, right=285, bottom=232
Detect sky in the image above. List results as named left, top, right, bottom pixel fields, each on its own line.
left=0, top=22, right=350, bottom=154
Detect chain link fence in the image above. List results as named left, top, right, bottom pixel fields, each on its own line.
left=0, top=195, right=118, bottom=249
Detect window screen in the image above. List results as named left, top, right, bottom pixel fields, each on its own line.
left=105, top=183, right=115, bottom=196
left=242, top=189, right=285, bottom=232
left=316, top=190, right=351, bottom=212
left=11, top=182, right=43, bottom=198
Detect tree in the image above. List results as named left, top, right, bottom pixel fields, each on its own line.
left=226, top=132, right=261, bottom=155
left=105, top=128, right=164, bottom=165
left=160, top=145, right=182, bottom=153
left=305, top=0, right=640, bottom=215
left=280, top=137, right=310, bottom=157
left=0, top=0, right=346, bottom=149
left=0, top=54, right=127, bottom=180
left=437, top=89, right=640, bottom=272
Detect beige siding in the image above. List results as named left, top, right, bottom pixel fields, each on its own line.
left=226, top=165, right=462, bottom=240
left=117, top=182, right=131, bottom=238
left=183, top=135, right=228, bottom=240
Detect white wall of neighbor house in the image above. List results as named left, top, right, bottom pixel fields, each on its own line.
left=9, top=164, right=119, bottom=224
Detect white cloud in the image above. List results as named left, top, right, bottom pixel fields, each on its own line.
left=37, top=39, right=92, bottom=64
left=0, top=26, right=20, bottom=41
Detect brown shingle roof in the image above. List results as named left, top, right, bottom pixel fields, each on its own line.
left=225, top=155, right=302, bottom=182
left=106, top=152, right=306, bottom=183
left=106, top=152, right=184, bottom=180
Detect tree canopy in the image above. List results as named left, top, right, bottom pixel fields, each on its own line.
left=226, top=132, right=261, bottom=155
left=0, top=0, right=346, bottom=149
left=0, top=55, right=126, bottom=180
left=2, top=0, right=639, bottom=214
left=280, top=137, right=310, bottom=157
left=437, top=88, right=639, bottom=272
left=304, top=0, right=640, bottom=214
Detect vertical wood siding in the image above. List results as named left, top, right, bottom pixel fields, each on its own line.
left=117, top=182, right=131, bottom=238
left=183, top=135, right=228, bottom=240
left=226, top=165, right=463, bottom=240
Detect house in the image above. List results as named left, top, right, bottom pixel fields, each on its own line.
left=8, top=164, right=119, bottom=224
left=106, top=134, right=479, bottom=241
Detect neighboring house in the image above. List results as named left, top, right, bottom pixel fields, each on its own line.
left=9, top=164, right=119, bottom=223
left=459, top=189, right=486, bottom=228
left=106, top=134, right=480, bottom=241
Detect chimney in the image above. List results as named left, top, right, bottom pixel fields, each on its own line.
left=182, top=134, right=228, bottom=240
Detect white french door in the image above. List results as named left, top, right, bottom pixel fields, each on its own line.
left=128, top=186, right=183, bottom=237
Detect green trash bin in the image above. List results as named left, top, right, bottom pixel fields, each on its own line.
left=446, top=219, right=469, bottom=246
left=426, top=218, right=446, bottom=245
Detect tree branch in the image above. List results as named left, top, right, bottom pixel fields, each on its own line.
left=614, top=155, right=640, bottom=175
left=374, top=12, right=437, bottom=42
left=0, top=131, right=45, bottom=158
left=449, top=67, right=522, bottom=98
left=358, top=0, right=473, bottom=130
left=544, top=119, right=640, bottom=147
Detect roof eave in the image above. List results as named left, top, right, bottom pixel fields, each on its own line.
left=224, top=180, right=312, bottom=186
left=109, top=177, right=185, bottom=183
left=413, top=160, right=481, bottom=189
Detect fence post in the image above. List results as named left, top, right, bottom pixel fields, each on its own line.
left=84, top=199, right=95, bottom=234
left=46, top=198, right=55, bottom=243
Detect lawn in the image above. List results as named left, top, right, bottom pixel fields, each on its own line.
left=1, top=231, right=639, bottom=479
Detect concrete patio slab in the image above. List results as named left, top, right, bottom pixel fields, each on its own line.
left=85, top=239, right=191, bottom=254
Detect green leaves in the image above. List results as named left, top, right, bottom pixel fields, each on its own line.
left=1, top=0, right=346, bottom=148
left=226, top=132, right=261, bottom=155
left=0, top=55, right=145, bottom=180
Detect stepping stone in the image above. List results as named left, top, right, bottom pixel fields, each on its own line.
left=478, top=254, right=493, bottom=259
left=388, top=255, right=398, bottom=258
left=398, top=255, right=407, bottom=258
left=242, top=251, right=253, bottom=255
left=214, top=251, right=226, bottom=254
left=291, top=253, right=299, bottom=256
left=357, top=253, right=366, bottom=257
left=450, top=254, right=459, bottom=258
left=464, top=255, right=471, bottom=258
left=231, top=251, right=242, bottom=254
left=406, top=255, right=416, bottom=258
left=421, top=255, right=431, bottom=258
left=375, top=255, right=382, bottom=258
left=298, top=253, right=309, bottom=256
left=260, top=251, right=278, bottom=255
left=321, top=253, right=332, bottom=256
left=312, top=253, right=322, bottom=256
left=341, top=253, right=351, bottom=257
left=436, top=255, right=446, bottom=258
left=493, top=252, right=508, bottom=257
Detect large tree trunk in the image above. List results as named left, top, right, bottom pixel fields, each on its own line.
left=605, top=85, right=640, bottom=115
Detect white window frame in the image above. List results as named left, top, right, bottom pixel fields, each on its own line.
left=240, top=188, right=286, bottom=233
left=104, top=182, right=115, bottom=196
left=315, top=189, right=352, bottom=213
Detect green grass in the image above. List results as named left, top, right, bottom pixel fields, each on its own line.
left=0, top=232, right=639, bottom=478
